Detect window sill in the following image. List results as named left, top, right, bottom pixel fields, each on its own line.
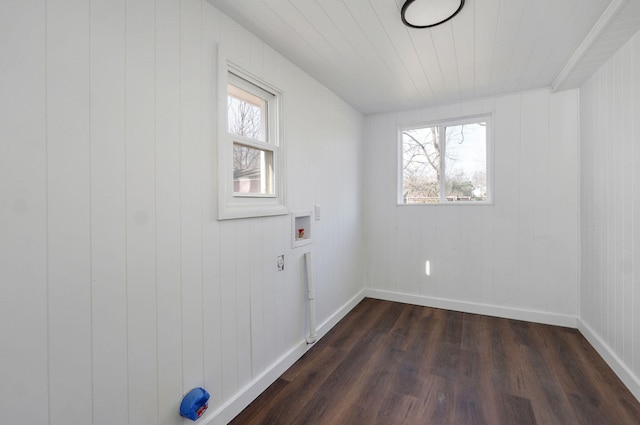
left=396, top=201, right=494, bottom=207
left=218, top=201, right=289, bottom=220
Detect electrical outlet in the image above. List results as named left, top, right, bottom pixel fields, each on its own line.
left=277, top=255, right=285, bottom=271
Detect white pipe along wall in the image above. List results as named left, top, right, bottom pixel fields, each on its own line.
left=305, top=251, right=318, bottom=344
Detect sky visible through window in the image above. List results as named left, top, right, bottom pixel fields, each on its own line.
left=402, top=120, right=487, bottom=203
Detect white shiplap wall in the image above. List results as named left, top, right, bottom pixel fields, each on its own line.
left=364, top=89, right=580, bottom=325
left=0, top=1, right=364, bottom=424
left=579, top=29, right=640, bottom=400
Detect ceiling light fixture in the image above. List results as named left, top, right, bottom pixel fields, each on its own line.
left=401, top=0, right=465, bottom=29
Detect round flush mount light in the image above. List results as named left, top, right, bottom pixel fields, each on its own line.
left=401, top=0, right=465, bottom=29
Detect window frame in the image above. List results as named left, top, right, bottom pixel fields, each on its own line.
left=228, top=72, right=276, bottom=198
left=217, top=52, right=287, bottom=220
left=397, top=113, right=493, bottom=206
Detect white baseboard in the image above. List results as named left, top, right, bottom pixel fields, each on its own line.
left=202, top=289, right=366, bottom=425
left=578, top=319, right=640, bottom=403
left=365, top=288, right=578, bottom=328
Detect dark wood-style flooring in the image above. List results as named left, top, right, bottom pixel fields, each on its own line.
left=230, top=298, right=640, bottom=424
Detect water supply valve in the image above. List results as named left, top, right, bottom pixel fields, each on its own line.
left=180, top=387, right=210, bottom=421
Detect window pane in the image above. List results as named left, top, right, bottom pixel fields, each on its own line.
left=233, top=142, right=274, bottom=195
left=444, top=122, right=487, bottom=201
left=402, top=126, right=441, bottom=204
left=228, top=83, right=267, bottom=142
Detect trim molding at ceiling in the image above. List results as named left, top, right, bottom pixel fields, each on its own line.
left=552, top=0, right=628, bottom=91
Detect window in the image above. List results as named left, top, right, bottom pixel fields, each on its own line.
left=217, top=58, right=286, bottom=220
left=228, top=74, right=275, bottom=196
left=399, top=115, right=492, bottom=205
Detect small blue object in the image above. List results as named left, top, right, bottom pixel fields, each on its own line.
left=180, top=387, right=210, bottom=421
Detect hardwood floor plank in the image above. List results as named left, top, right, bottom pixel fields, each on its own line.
left=233, top=378, right=292, bottom=424
left=374, top=391, right=417, bottom=425
left=286, top=331, right=392, bottom=424
left=523, top=343, right=576, bottom=424
left=451, top=349, right=486, bottom=425
left=498, top=393, right=536, bottom=425
left=229, top=299, right=640, bottom=425
left=408, top=373, right=455, bottom=425
left=393, top=306, right=438, bottom=397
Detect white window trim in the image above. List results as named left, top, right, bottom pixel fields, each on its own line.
left=217, top=47, right=287, bottom=220
left=397, top=113, right=494, bottom=206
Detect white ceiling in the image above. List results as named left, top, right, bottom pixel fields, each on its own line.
left=208, top=0, right=640, bottom=114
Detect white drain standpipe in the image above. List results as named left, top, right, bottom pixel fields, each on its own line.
left=304, top=252, right=317, bottom=344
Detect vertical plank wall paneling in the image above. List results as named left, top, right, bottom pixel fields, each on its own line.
left=90, top=0, right=129, bottom=423
left=200, top=3, right=224, bottom=420
left=219, top=219, right=239, bottom=401
left=155, top=0, right=184, bottom=423
left=580, top=29, right=640, bottom=399
left=179, top=0, right=205, bottom=402
left=126, top=0, right=160, bottom=422
left=491, top=94, right=521, bottom=308
left=0, top=1, right=365, bottom=424
left=46, top=1, right=93, bottom=424
left=364, top=89, right=580, bottom=325
left=0, top=1, right=48, bottom=424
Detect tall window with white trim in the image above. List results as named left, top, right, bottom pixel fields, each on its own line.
left=217, top=61, right=286, bottom=220
left=227, top=73, right=275, bottom=196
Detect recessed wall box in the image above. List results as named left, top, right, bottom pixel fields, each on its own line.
left=292, top=210, right=312, bottom=248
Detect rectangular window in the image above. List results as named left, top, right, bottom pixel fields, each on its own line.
left=217, top=54, right=287, bottom=220
left=227, top=73, right=276, bottom=197
left=232, top=143, right=273, bottom=194
left=400, top=115, right=491, bottom=205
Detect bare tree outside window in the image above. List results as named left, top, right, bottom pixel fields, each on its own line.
left=228, top=93, right=262, bottom=138
left=401, top=119, right=488, bottom=204
left=228, top=80, right=273, bottom=194
left=218, top=66, right=285, bottom=219
left=402, top=126, right=441, bottom=203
